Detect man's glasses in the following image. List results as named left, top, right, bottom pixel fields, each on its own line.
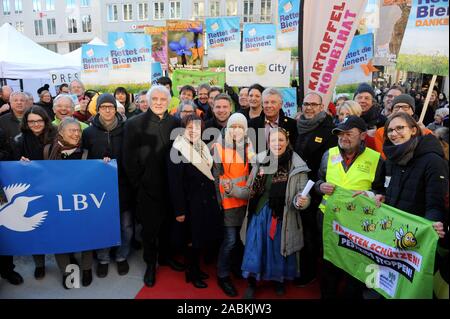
left=302, top=102, right=321, bottom=108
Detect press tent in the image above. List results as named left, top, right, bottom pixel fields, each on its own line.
left=0, top=23, right=80, bottom=79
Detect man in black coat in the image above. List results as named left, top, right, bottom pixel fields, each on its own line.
left=0, top=127, right=24, bottom=286
left=248, top=88, right=297, bottom=154
left=0, top=92, right=29, bottom=151
left=82, top=93, right=133, bottom=277
left=354, top=83, right=386, bottom=129
left=122, top=85, right=182, bottom=287
left=294, top=92, right=338, bottom=286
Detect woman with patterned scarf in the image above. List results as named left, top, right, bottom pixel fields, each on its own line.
left=238, top=127, right=311, bottom=299
left=43, top=117, right=93, bottom=289
left=167, top=114, right=223, bottom=289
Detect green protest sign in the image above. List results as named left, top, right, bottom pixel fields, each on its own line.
left=171, top=69, right=225, bottom=97
left=323, top=187, right=439, bottom=299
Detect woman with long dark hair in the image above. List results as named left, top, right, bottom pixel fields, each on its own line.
left=114, top=87, right=136, bottom=119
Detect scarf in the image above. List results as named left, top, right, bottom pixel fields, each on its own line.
left=297, top=111, right=327, bottom=135
left=172, top=135, right=214, bottom=180
left=21, top=131, right=45, bottom=160
left=268, top=148, right=292, bottom=219
left=48, top=134, right=81, bottom=160
left=99, top=115, right=118, bottom=132
left=383, top=137, right=420, bottom=166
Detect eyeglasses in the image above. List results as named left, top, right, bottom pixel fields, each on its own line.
left=99, top=105, right=115, bottom=111
left=181, top=110, right=194, bottom=114
left=27, top=120, right=44, bottom=126
left=65, top=128, right=82, bottom=134
left=386, top=94, right=396, bottom=99
left=392, top=104, right=411, bottom=111
left=302, top=102, right=321, bottom=109
left=386, top=125, right=407, bottom=135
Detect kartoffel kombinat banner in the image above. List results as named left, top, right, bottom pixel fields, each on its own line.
left=108, top=32, right=152, bottom=85
left=0, top=160, right=121, bottom=255
left=226, top=51, right=291, bottom=87
left=206, top=16, right=241, bottom=67
left=336, top=33, right=376, bottom=86
left=323, top=187, right=438, bottom=299
left=277, top=0, right=300, bottom=49
left=243, top=23, right=277, bottom=52
left=80, top=44, right=110, bottom=87
left=397, top=0, right=449, bottom=76
left=302, top=0, right=368, bottom=108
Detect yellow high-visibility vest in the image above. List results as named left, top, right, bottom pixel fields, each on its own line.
left=319, top=146, right=380, bottom=212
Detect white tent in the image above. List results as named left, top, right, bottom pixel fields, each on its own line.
left=0, top=23, right=80, bottom=79
left=63, top=37, right=106, bottom=65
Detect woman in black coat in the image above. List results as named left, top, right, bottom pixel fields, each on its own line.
left=13, top=106, right=56, bottom=280
left=81, top=93, right=132, bottom=278
left=382, top=112, right=447, bottom=237
left=167, top=114, right=223, bottom=289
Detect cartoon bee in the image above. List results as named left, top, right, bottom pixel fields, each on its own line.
left=346, top=203, right=356, bottom=211
left=394, top=225, right=418, bottom=249
left=379, top=217, right=393, bottom=230
left=363, top=206, right=375, bottom=215
left=362, top=220, right=377, bottom=232
left=332, top=207, right=341, bottom=213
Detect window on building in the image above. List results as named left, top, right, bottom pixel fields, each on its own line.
left=34, top=19, right=43, bottom=36
left=123, top=3, right=132, bottom=21
left=45, top=0, right=54, bottom=11
left=82, top=15, right=91, bottom=32
left=32, top=0, right=41, bottom=12
left=138, top=2, right=148, bottom=20
left=210, top=1, right=220, bottom=17
left=226, top=0, right=237, bottom=16
left=15, top=21, right=24, bottom=32
left=66, top=0, right=75, bottom=9
left=69, top=42, right=84, bottom=52
left=260, top=0, right=272, bottom=22
left=14, top=0, right=22, bottom=14
left=169, top=1, right=181, bottom=19
left=107, top=4, right=118, bottom=22
left=67, top=17, right=77, bottom=33
left=153, top=1, right=164, bottom=20
left=193, top=1, right=204, bottom=18
left=80, top=0, right=90, bottom=7
left=2, top=0, right=10, bottom=15
left=47, top=18, right=56, bottom=34
left=243, top=0, right=254, bottom=22
left=41, top=43, right=57, bottom=52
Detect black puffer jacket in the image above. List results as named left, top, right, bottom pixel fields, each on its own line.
left=384, top=134, right=448, bottom=221
left=82, top=114, right=132, bottom=212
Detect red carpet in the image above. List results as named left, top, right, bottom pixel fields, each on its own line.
left=135, top=263, right=320, bottom=299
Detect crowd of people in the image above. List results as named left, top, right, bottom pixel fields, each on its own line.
left=0, top=77, right=448, bottom=299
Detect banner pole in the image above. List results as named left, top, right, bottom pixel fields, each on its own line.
left=297, top=0, right=305, bottom=106
left=418, top=74, right=437, bottom=124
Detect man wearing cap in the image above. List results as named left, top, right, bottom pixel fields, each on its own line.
left=354, top=83, right=386, bottom=129
left=82, top=93, right=133, bottom=278
left=373, top=94, right=434, bottom=159
left=315, top=115, right=385, bottom=299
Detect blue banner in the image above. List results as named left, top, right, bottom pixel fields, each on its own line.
left=151, top=62, right=163, bottom=85
left=277, top=0, right=300, bottom=49
left=243, top=24, right=277, bottom=52
left=0, top=160, right=121, bottom=255
left=108, top=32, right=152, bottom=85
left=206, top=17, right=241, bottom=61
left=336, top=33, right=375, bottom=86
left=80, top=44, right=111, bottom=86
left=280, top=87, right=298, bottom=119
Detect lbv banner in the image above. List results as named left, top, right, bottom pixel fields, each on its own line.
left=0, top=160, right=121, bottom=255
left=323, top=187, right=438, bottom=299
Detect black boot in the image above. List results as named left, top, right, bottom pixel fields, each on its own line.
left=185, top=270, right=207, bottom=288
left=243, top=277, right=256, bottom=299
left=34, top=266, right=45, bottom=280
left=218, top=276, right=238, bottom=297
left=144, top=263, right=156, bottom=287
left=82, top=269, right=93, bottom=287
left=1, top=270, right=24, bottom=285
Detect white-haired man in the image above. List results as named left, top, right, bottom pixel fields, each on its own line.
left=123, top=85, right=184, bottom=288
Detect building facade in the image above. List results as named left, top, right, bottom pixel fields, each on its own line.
left=0, top=0, right=102, bottom=54
left=1, top=1, right=276, bottom=53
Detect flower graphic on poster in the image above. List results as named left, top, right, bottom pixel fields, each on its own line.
left=169, top=36, right=193, bottom=66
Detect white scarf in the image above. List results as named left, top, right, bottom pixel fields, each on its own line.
left=173, top=135, right=215, bottom=181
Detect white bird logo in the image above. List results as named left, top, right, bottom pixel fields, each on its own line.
left=0, top=183, right=48, bottom=232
